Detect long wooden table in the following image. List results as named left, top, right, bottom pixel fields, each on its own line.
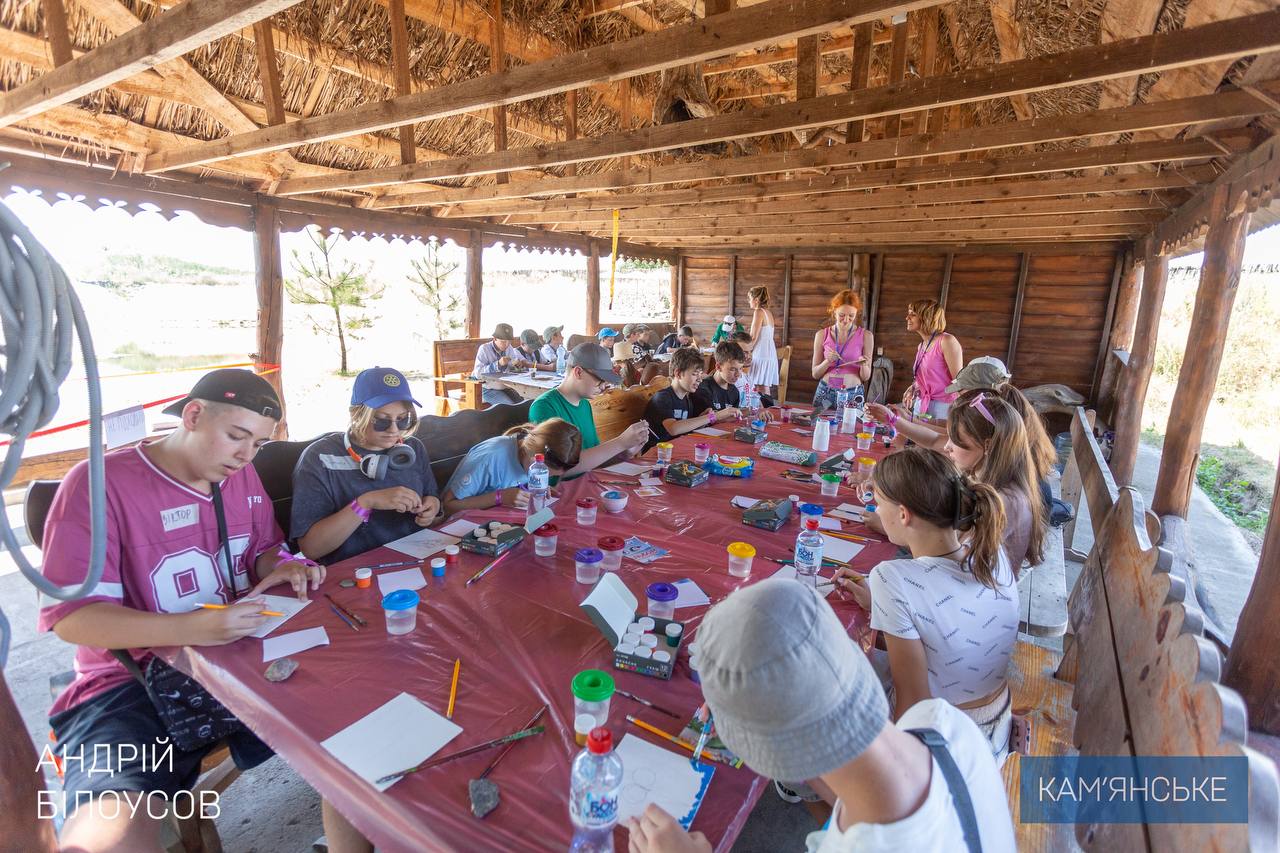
left=164, top=412, right=895, bottom=851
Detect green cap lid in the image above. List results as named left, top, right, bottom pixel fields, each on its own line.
left=571, top=669, right=615, bottom=703
left=821, top=473, right=841, bottom=483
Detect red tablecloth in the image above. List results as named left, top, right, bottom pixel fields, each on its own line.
left=165, top=412, right=898, bottom=852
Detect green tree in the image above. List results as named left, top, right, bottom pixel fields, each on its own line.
left=408, top=239, right=465, bottom=339
left=285, top=227, right=383, bottom=373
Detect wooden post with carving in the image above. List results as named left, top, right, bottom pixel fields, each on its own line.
left=1108, top=255, right=1168, bottom=487
left=252, top=199, right=287, bottom=439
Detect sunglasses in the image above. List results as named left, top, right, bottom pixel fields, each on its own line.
left=371, top=412, right=416, bottom=432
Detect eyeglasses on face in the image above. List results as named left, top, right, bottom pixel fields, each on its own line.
left=371, top=412, right=416, bottom=432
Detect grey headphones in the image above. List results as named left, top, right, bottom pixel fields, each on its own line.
left=344, top=433, right=417, bottom=480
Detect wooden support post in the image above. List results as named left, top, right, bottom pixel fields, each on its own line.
left=845, top=251, right=855, bottom=290
left=619, top=79, right=631, bottom=171
left=586, top=244, right=601, bottom=334
left=252, top=19, right=286, bottom=126
left=1097, top=248, right=1140, bottom=419
left=939, top=251, right=954, bottom=308
left=796, top=35, right=819, bottom=101
left=882, top=17, right=909, bottom=147
left=1224, top=451, right=1280, bottom=735
left=669, top=261, right=679, bottom=324
left=252, top=200, right=287, bottom=439
left=1089, top=249, right=1125, bottom=405
left=782, top=253, right=793, bottom=343
left=1110, top=255, right=1168, bottom=486
left=489, top=0, right=507, bottom=182
left=466, top=232, right=483, bottom=338
left=1006, top=251, right=1029, bottom=368
left=727, top=254, right=737, bottom=316
left=388, top=0, right=416, bottom=164
left=675, top=256, right=685, bottom=326
left=704, top=0, right=731, bottom=15
left=43, top=0, right=73, bottom=67
left=1152, top=207, right=1250, bottom=519
left=845, top=22, right=873, bottom=144
left=868, top=252, right=883, bottom=333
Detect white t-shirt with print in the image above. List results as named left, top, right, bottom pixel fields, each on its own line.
left=868, top=551, right=1018, bottom=705
left=805, top=700, right=1016, bottom=853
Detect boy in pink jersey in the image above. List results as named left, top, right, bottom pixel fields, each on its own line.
left=39, top=369, right=371, bottom=853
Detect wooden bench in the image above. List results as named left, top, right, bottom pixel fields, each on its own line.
left=1000, top=407, right=1278, bottom=851
left=431, top=336, right=490, bottom=414
left=589, top=375, right=671, bottom=443
left=412, top=399, right=534, bottom=486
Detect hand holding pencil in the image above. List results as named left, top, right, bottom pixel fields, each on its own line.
left=192, top=599, right=277, bottom=645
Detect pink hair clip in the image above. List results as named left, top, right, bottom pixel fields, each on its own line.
left=967, top=392, right=997, bottom=426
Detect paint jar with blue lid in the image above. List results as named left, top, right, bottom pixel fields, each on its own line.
left=381, top=589, right=419, bottom=635
left=575, top=548, right=604, bottom=584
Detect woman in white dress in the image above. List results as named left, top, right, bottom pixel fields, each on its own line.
left=744, top=286, right=780, bottom=398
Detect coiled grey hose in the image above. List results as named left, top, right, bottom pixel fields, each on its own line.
left=0, top=189, right=107, bottom=669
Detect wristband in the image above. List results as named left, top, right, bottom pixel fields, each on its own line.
left=277, top=546, right=319, bottom=568
left=707, top=410, right=717, bottom=425
left=494, top=491, right=503, bottom=507
left=887, top=411, right=899, bottom=427
left=350, top=498, right=372, bottom=523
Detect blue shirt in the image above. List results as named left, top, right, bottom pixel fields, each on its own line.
left=290, top=432, right=439, bottom=564
left=444, top=435, right=527, bottom=500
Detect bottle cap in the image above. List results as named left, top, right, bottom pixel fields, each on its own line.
left=587, top=727, right=613, bottom=754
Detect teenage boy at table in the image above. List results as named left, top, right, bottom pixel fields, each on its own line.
left=473, top=322, right=528, bottom=405
left=612, top=322, right=662, bottom=386
left=37, top=369, right=372, bottom=853
left=694, top=340, right=746, bottom=420
left=528, top=342, right=649, bottom=478
left=656, top=324, right=698, bottom=355
left=540, top=325, right=568, bottom=368
left=644, top=347, right=725, bottom=448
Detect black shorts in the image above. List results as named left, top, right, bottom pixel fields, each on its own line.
left=49, top=679, right=273, bottom=814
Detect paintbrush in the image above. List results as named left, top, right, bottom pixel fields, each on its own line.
left=377, top=725, right=547, bottom=784
left=466, top=549, right=516, bottom=587
left=355, top=559, right=425, bottom=571
left=615, top=689, right=682, bottom=719
left=323, top=592, right=367, bottom=627
left=328, top=602, right=359, bottom=632
left=626, top=716, right=740, bottom=768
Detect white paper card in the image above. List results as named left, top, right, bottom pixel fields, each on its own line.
left=820, top=534, right=865, bottom=565
left=615, top=734, right=715, bottom=830
left=104, top=404, right=147, bottom=449
left=768, top=565, right=835, bottom=597
left=438, top=519, right=478, bottom=537
left=604, top=462, right=651, bottom=476
left=248, top=595, right=312, bottom=639
left=262, top=626, right=329, bottom=662
left=377, top=568, right=427, bottom=596
left=692, top=427, right=728, bottom=437
left=384, top=528, right=461, bottom=560
left=524, top=506, right=555, bottom=534
left=817, top=516, right=842, bottom=531
left=672, top=579, right=711, bottom=609
left=580, top=573, right=638, bottom=644
left=730, top=495, right=762, bottom=510
left=830, top=503, right=865, bottom=522
left=639, top=477, right=663, bottom=487
left=321, top=692, right=463, bottom=792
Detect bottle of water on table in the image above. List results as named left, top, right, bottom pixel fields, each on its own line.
left=528, top=453, right=550, bottom=517
left=794, top=504, right=825, bottom=588
left=570, top=727, right=624, bottom=852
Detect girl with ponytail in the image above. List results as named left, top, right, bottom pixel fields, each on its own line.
left=836, top=446, right=1019, bottom=761
left=441, top=418, right=582, bottom=515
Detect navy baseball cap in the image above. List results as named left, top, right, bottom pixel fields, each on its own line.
left=351, top=367, right=421, bottom=409
left=162, top=368, right=282, bottom=419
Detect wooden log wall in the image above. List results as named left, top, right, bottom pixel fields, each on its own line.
left=679, top=249, right=1123, bottom=405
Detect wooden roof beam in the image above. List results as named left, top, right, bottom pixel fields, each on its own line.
left=270, top=10, right=1280, bottom=196
left=42, top=0, right=74, bottom=67
left=0, top=0, right=305, bottom=128
left=640, top=225, right=1143, bottom=245
left=1091, top=0, right=1164, bottom=145
left=702, top=27, right=895, bottom=76
left=594, top=211, right=1159, bottom=237
left=989, top=0, right=1033, bottom=121
left=144, top=0, right=947, bottom=174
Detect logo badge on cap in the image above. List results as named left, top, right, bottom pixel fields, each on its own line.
left=382, top=373, right=402, bottom=387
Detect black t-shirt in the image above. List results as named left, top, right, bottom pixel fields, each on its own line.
left=695, top=376, right=741, bottom=412
left=656, top=334, right=681, bottom=355
left=644, top=387, right=708, bottom=448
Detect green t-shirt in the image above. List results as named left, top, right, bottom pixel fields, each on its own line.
left=529, top=388, right=599, bottom=449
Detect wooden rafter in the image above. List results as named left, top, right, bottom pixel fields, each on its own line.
left=882, top=15, right=909, bottom=139
left=41, top=0, right=73, bottom=67
left=845, top=22, right=873, bottom=143
left=703, top=27, right=894, bottom=76
left=989, top=0, right=1033, bottom=120
left=251, top=19, right=286, bottom=126
left=0, top=0, right=304, bottom=127
left=1092, top=0, right=1164, bottom=145
left=388, top=0, right=416, bottom=164
left=489, top=0, right=506, bottom=181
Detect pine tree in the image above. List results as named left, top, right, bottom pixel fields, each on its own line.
left=285, top=227, right=384, bottom=373
left=408, top=238, right=465, bottom=339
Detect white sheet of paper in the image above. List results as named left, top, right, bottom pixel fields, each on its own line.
left=817, top=516, right=842, bottom=531
left=438, top=519, right=478, bottom=537
left=377, top=568, right=427, bottom=596
left=672, top=579, right=711, bottom=609
left=321, top=692, right=463, bottom=792
left=262, top=626, right=329, bottom=662
left=615, top=734, right=715, bottom=830
left=692, top=427, right=728, bottom=437
left=821, top=534, right=865, bottom=564
left=830, top=503, right=865, bottom=522
left=384, top=527, right=461, bottom=560
left=730, top=495, right=761, bottom=510
left=524, top=506, right=555, bottom=534
left=604, top=461, right=651, bottom=476
left=639, top=477, right=663, bottom=487
left=768, top=565, right=835, bottom=596
left=104, top=404, right=147, bottom=450
left=248, top=595, right=312, bottom=639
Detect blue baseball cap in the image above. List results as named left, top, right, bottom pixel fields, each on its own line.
left=597, top=327, right=619, bottom=339
left=351, top=367, right=421, bottom=409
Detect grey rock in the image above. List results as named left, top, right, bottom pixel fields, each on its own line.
left=468, top=778, right=500, bottom=819
left=264, top=657, right=299, bottom=682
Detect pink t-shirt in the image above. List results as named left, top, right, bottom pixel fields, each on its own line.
left=38, top=443, right=284, bottom=715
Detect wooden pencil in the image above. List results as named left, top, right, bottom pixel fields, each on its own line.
left=446, top=658, right=461, bottom=719
left=626, top=715, right=739, bottom=767
left=197, top=602, right=284, bottom=617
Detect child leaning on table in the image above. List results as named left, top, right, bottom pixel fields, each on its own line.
left=37, top=369, right=372, bottom=853
left=441, top=418, right=582, bottom=515
left=643, top=346, right=717, bottom=448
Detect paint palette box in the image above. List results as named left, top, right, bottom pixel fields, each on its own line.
left=733, top=426, right=766, bottom=445
left=742, top=497, right=793, bottom=532
left=664, top=460, right=709, bottom=488
left=819, top=449, right=855, bottom=475
left=458, top=522, right=526, bottom=556
left=581, top=574, right=684, bottom=681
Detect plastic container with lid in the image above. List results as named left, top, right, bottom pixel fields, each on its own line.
left=856, top=431, right=873, bottom=451
left=573, top=713, right=596, bottom=747
left=693, top=442, right=711, bottom=464
left=655, top=442, right=674, bottom=465
left=381, top=589, right=419, bottom=635
left=632, top=647, right=653, bottom=660
left=726, top=541, right=757, bottom=578
left=444, top=545, right=460, bottom=567
left=638, top=634, right=659, bottom=649
left=652, top=650, right=672, bottom=665
left=576, top=498, right=598, bottom=526
left=636, top=616, right=656, bottom=632
left=571, top=669, right=615, bottom=728
left=597, top=536, right=625, bottom=572
left=664, top=623, right=683, bottom=647
left=820, top=472, right=841, bottom=497
left=575, top=547, right=604, bottom=584
left=858, top=456, right=876, bottom=477
left=354, top=567, right=372, bottom=589
left=533, top=523, right=559, bottom=557
left=645, top=582, right=679, bottom=620
left=429, top=557, right=446, bottom=577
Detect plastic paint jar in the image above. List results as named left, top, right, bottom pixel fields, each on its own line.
left=639, top=634, right=659, bottom=649
left=381, top=589, right=419, bottom=635
left=571, top=669, right=615, bottom=729
left=576, top=498, right=598, bottom=526
left=655, top=442, right=674, bottom=466
left=574, top=548, right=604, bottom=584
left=858, top=457, right=876, bottom=477
left=598, top=536, right=625, bottom=572
left=856, top=432, right=873, bottom=451
left=645, top=582, right=679, bottom=621
left=693, top=442, right=711, bottom=464
left=430, top=557, right=446, bottom=578
left=533, top=523, right=559, bottom=557
left=574, top=713, right=596, bottom=747
left=820, top=473, right=841, bottom=497
left=632, top=647, right=653, bottom=660
left=652, top=650, right=672, bottom=665
left=637, top=616, right=656, bottom=632
left=664, top=623, right=683, bottom=647
left=444, top=545, right=460, bottom=568
left=780, top=407, right=792, bottom=423
left=726, top=541, right=757, bottom=578
left=354, top=567, right=372, bottom=589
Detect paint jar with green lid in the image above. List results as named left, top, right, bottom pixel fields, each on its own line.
left=572, top=669, right=615, bottom=728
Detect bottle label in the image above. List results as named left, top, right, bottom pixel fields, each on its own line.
left=795, top=542, right=822, bottom=570
left=571, top=789, right=619, bottom=827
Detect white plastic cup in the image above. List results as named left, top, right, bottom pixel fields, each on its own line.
left=533, top=523, right=558, bottom=557
left=576, top=499, right=598, bottom=526
left=726, top=542, right=756, bottom=578
left=693, top=442, right=711, bottom=464
left=812, top=419, right=831, bottom=452
left=575, top=548, right=603, bottom=584
left=821, top=474, right=841, bottom=497
left=856, top=432, right=873, bottom=451
left=381, top=590, right=419, bottom=636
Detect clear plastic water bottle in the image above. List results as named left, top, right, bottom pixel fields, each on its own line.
left=794, top=504, right=825, bottom=588
left=556, top=348, right=567, bottom=374
left=528, top=453, right=550, bottom=517
left=569, top=727, right=624, bottom=852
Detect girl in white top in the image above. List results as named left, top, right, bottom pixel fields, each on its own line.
left=744, top=285, right=780, bottom=396
left=836, top=447, right=1019, bottom=762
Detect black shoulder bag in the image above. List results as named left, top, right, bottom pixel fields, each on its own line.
left=112, top=482, right=246, bottom=751
left=907, top=727, right=984, bottom=853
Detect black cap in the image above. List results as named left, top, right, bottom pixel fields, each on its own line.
left=162, top=368, right=283, bottom=420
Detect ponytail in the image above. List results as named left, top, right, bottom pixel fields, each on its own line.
left=504, top=418, right=582, bottom=471
left=955, top=478, right=1008, bottom=588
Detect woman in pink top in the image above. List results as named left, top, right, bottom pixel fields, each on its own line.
left=811, top=288, right=874, bottom=411
left=903, top=299, right=963, bottom=419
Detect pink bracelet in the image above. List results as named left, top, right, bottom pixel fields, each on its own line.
left=887, top=411, right=899, bottom=427
left=494, top=491, right=503, bottom=507
left=350, top=499, right=372, bottom=523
